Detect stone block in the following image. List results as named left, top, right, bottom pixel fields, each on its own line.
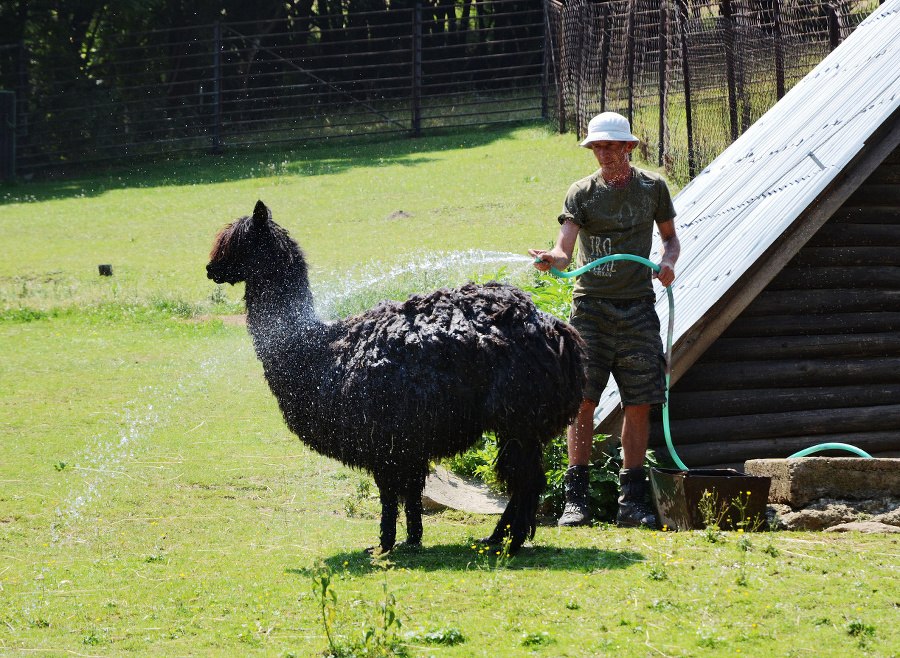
left=744, top=458, right=900, bottom=507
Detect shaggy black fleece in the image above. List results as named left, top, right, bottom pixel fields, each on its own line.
left=207, top=200, right=586, bottom=553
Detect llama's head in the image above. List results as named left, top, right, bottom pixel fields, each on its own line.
left=207, top=200, right=304, bottom=286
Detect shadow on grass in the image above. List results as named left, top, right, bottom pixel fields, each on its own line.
left=287, top=543, right=645, bottom=577
left=0, top=121, right=545, bottom=205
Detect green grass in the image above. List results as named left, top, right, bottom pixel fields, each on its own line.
left=1, top=122, right=597, bottom=315
left=2, top=123, right=899, bottom=656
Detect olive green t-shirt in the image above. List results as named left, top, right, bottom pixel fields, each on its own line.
left=558, top=166, right=676, bottom=300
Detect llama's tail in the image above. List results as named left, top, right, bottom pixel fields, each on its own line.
left=542, top=311, right=588, bottom=424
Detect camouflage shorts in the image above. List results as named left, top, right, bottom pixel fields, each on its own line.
left=569, top=296, right=667, bottom=407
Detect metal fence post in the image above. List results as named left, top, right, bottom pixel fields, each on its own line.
left=541, top=0, right=549, bottom=120
left=412, top=3, right=422, bottom=138
left=575, top=4, right=585, bottom=140
left=626, top=0, right=636, bottom=127
left=659, top=0, right=668, bottom=167
left=773, top=0, right=786, bottom=99
left=677, top=0, right=696, bottom=179
left=721, top=0, right=739, bottom=143
left=212, top=21, right=222, bottom=155
left=827, top=2, right=842, bottom=50
left=599, top=4, right=610, bottom=113
left=556, top=4, right=566, bottom=134
left=16, top=40, right=26, bottom=173
left=0, top=91, right=15, bottom=181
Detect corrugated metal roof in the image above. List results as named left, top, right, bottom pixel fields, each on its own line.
left=594, top=0, right=900, bottom=426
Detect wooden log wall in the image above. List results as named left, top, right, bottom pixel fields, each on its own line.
left=651, top=143, right=900, bottom=469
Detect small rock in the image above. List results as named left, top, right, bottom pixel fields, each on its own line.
left=824, top=521, right=900, bottom=534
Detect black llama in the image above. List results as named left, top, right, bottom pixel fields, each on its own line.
left=207, top=201, right=586, bottom=553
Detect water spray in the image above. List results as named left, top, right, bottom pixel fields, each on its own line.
left=541, top=255, right=872, bottom=468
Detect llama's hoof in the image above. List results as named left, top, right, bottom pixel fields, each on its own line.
left=480, top=541, right=522, bottom=558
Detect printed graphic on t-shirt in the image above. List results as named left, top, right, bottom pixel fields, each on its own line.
left=588, top=236, right=616, bottom=277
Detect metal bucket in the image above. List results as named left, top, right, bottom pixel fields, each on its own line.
left=649, top=468, right=771, bottom=531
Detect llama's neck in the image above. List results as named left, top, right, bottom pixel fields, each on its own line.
left=244, top=265, right=322, bottom=354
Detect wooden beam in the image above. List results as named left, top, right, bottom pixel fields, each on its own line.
left=699, top=332, right=900, bottom=361
left=675, top=357, right=900, bottom=391
left=666, top=383, right=900, bottom=419
left=789, top=246, right=900, bottom=267
left=806, top=223, right=900, bottom=247
left=831, top=206, right=900, bottom=224
left=659, top=431, right=900, bottom=467
left=846, top=184, right=900, bottom=206
left=742, top=290, right=900, bottom=316
left=766, top=266, right=900, bottom=290
left=723, top=312, right=900, bottom=338
left=865, top=164, right=900, bottom=184
left=650, top=405, right=900, bottom=445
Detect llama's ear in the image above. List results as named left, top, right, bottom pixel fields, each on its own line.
left=252, top=200, right=272, bottom=225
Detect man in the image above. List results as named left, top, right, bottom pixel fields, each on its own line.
left=529, top=112, right=680, bottom=529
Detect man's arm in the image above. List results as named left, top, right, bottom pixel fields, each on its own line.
left=528, top=219, right=579, bottom=272
left=654, top=220, right=680, bottom=287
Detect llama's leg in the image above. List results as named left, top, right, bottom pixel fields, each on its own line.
left=492, top=432, right=546, bottom=554
left=403, top=468, right=428, bottom=546
left=480, top=497, right=517, bottom=545
left=378, top=493, right=398, bottom=552
left=371, top=477, right=399, bottom=553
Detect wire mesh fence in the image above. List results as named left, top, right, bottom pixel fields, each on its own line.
left=544, top=0, right=882, bottom=183
left=0, top=0, right=546, bottom=175
left=1, top=0, right=883, bottom=180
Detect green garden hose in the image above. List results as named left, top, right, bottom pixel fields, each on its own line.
left=541, top=254, right=872, bottom=468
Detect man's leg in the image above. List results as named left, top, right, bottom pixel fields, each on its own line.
left=557, top=398, right=597, bottom=527
left=621, top=404, right=650, bottom=469
left=617, top=404, right=657, bottom=528
left=568, top=398, right=598, bottom=465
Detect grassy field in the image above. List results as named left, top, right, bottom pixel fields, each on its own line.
left=1, top=123, right=595, bottom=316
left=2, top=123, right=900, bottom=657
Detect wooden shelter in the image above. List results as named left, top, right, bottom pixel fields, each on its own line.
left=594, top=0, right=900, bottom=469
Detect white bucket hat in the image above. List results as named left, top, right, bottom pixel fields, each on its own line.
left=580, top=112, right=639, bottom=147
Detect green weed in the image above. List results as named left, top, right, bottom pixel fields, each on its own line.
left=311, top=562, right=341, bottom=656
left=647, top=564, right=669, bottom=581
left=520, top=630, right=554, bottom=647
left=311, top=556, right=405, bottom=658
left=847, top=619, right=876, bottom=648
left=442, top=433, right=503, bottom=492
left=404, top=626, right=465, bottom=645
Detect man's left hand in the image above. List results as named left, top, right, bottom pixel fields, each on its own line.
left=654, top=261, right=675, bottom=287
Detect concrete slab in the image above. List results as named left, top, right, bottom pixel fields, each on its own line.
left=745, top=458, right=900, bottom=507
left=422, top=466, right=507, bottom=515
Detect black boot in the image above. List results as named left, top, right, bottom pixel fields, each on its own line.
left=617, top=467, right=657, bottom=529
left=557, top=465, right=591, bottom=527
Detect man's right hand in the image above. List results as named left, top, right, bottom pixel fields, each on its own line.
left=528, top=249, right=554, bottom=272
